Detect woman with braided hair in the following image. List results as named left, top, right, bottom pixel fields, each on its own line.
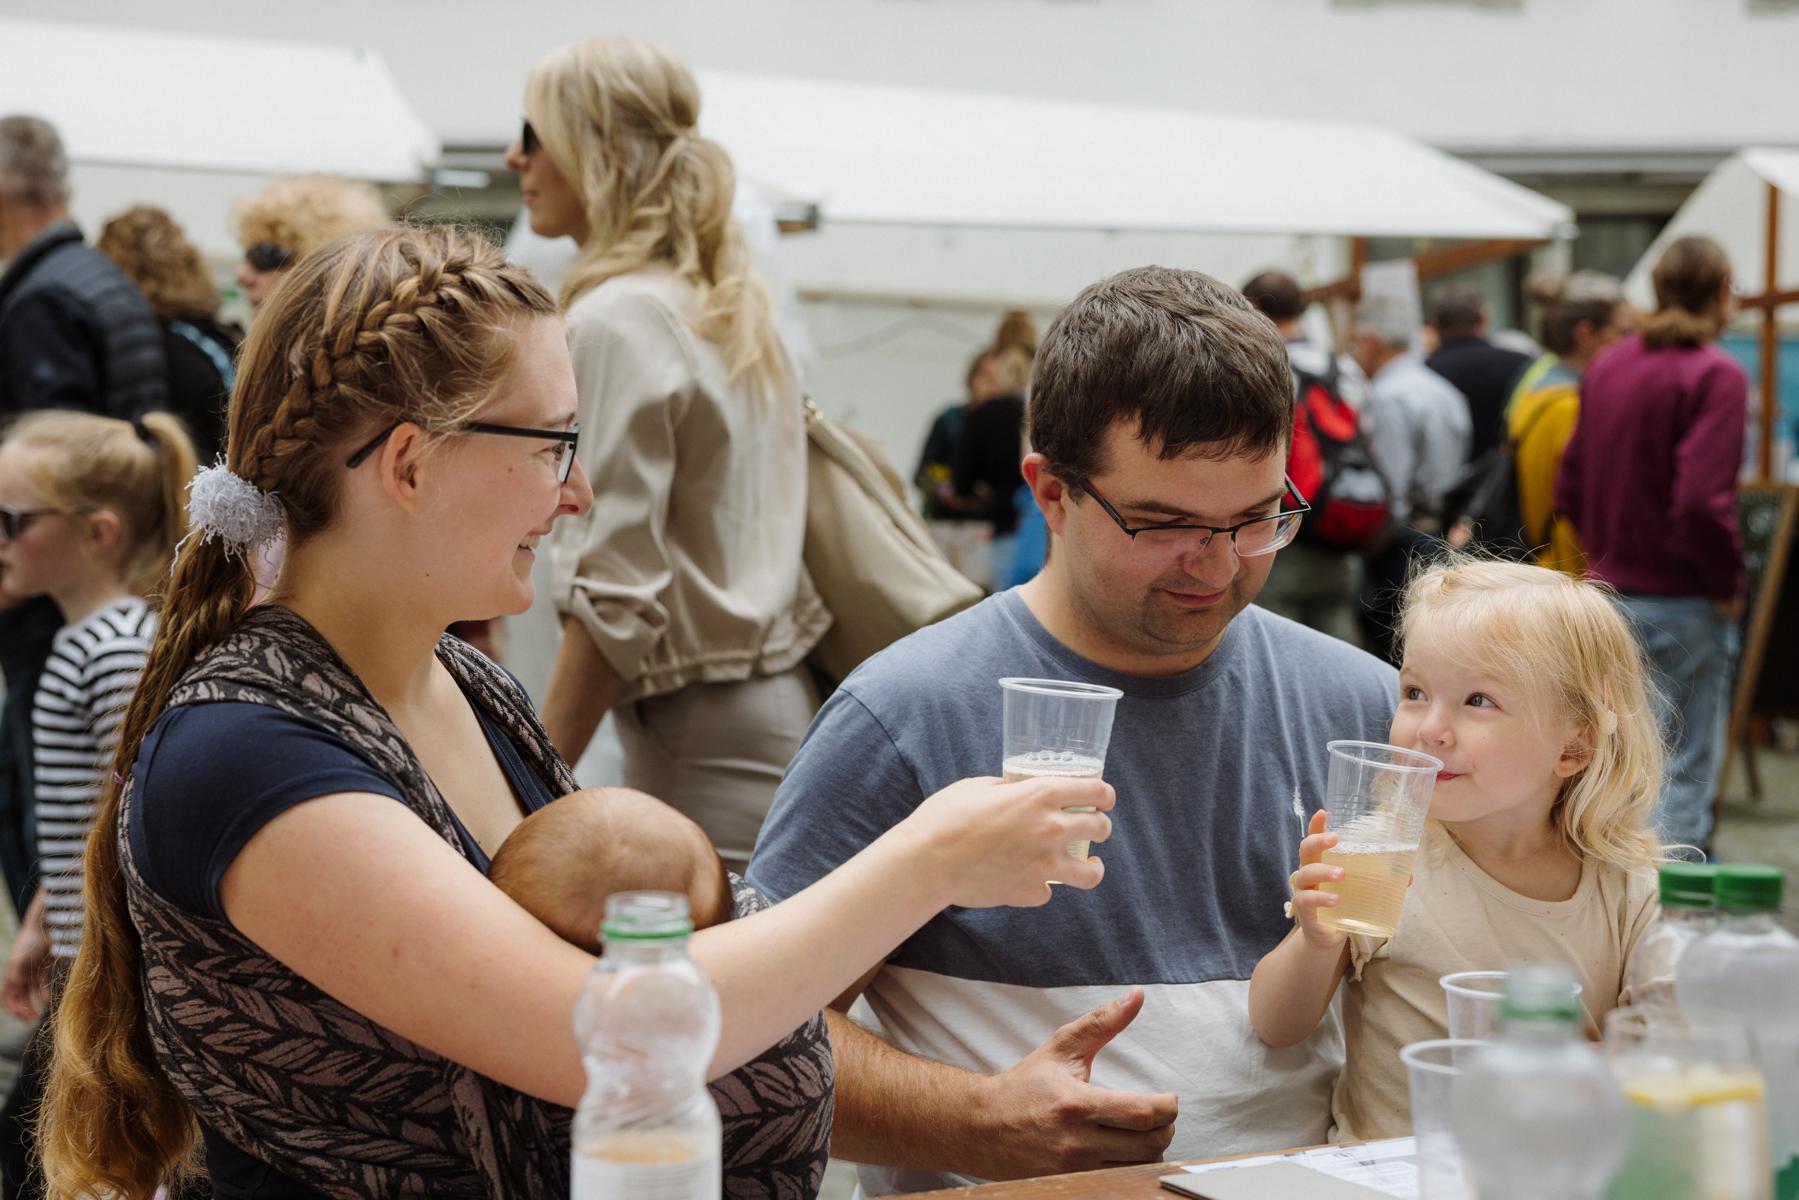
left=508, top=37, right=827, bottom=874
left=36, top=226, right=1112, bottom=1199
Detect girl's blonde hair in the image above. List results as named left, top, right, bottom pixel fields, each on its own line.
left=4, top=410, right=196, bottom=598
left=1397, top=557, right=1665, bottom=874
left=524, top=36, right=785, bottom=388
left=40, top=227, right=558, bottom=1200
left=97, top=206, right=220, bottom=321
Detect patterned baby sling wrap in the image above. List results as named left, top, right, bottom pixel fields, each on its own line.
left=121, top=606, right=833, bottom=1199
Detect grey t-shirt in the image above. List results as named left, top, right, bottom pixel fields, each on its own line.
left=749, top=591, right=1398, bottom=1192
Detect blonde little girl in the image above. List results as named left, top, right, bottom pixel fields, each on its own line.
left=1248, top=558, right=1665, bottom=1141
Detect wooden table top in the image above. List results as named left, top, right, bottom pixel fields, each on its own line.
left=906, top=1160, right=1183, bottom=1200
left=903, top=1149, right=1303, bottom=1200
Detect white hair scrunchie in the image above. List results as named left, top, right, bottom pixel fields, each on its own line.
left=185, top=463, right=285, bottom=558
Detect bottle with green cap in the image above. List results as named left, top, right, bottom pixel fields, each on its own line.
left=1451, top=964, right=1630, bottom=1199
left=571, top=891, right=722, bottom=1200
left=1678, top=865, right=1799, bottom=1200
left=1627, top=861, right=1719, bottom=1011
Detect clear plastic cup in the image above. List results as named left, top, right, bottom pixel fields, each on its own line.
left=1441, top=971, right=1584, bottom=1041
left=1315, top=740, right=1443, bottom=938
left=999, top=678, right=1122, bottom=862
left=1401, top=1038, right=1485, bottom=1200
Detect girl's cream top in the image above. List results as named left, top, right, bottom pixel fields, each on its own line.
left=1330, top=819, right=1658, bottom=1142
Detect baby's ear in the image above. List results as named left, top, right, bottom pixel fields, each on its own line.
left=1555, top=726, right=1597, bottom=778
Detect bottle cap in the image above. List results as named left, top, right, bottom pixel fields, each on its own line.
left=601, top=891, right=695, bottom=940
left=1658, top=861, right=1719, bottom=908
left=1714, top=865, right=1784, bottom=912
left=1498, top=963, right=1584, bottom=1024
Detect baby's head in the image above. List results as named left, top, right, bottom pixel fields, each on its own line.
left=1393, top=556, right=1666, bottom=869
left=490, top=788, right=732, bottom=953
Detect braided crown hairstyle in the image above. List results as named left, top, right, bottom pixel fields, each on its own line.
left=41, top=226, right=557, bottom=1200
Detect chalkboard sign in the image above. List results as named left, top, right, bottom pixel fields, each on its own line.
left=1724, top=485, right=1799, bottom=801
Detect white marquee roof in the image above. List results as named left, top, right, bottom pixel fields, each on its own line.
left=1624, top=147, right=1799, bottom=311
left=0, top=18, right=438, bottom=181
left=696, top=70, right=1574, bottom=241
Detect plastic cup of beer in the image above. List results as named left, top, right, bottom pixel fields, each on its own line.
left=1315, top=740, right=1443, bottom=939
left=1402, top=1038, right=1484, bottom=1200
left=999, top=678, right=1122, bottom=862
left=1442, top=970, right=1583, bottom=1041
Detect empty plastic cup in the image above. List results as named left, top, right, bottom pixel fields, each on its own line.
left=1442, top=970, right=1583, bottom=1041
left=999, top=678, right=1122, bottom=861
left=1402, top=1038, right=1485, bottom=1200
left=1315, top=741, right=1443, bottom=938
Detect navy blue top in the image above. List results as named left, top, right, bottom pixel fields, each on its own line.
left=128, top=697, right=556, bottom=1199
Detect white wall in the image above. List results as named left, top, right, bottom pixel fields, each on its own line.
left=6, top=0, right=1795, bottom=150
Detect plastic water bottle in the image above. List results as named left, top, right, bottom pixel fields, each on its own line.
left=571, top=892, right=722, bottom=1200
left=1678, top=865, right=1799, bottom=1200
left=1627, top=861, right=1717, bottom=1011
left=1451, top=964, right=1630, bottom=1199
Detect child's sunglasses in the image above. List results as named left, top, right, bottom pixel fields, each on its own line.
left=243, top=242, right=295, bottom=273
left=0, top=506, right=83, bottom=541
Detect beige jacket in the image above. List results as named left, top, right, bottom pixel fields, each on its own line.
left=550, top=266, right=830, bottom=701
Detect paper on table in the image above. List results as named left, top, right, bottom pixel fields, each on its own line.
left=1182, top=1137, right=1418, bottom=1200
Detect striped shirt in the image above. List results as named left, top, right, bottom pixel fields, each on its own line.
left=32, top=597, right=155, bottom=958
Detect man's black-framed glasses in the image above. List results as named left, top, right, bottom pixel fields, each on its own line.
left=0, top=505, right=84, bottom=541
left=346, top=421, right=583, bottom=483
left=1075, top=476, right=1311, bottom=558
left=243, top=242, right=295, bottom=273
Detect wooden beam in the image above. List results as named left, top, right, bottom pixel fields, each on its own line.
left=1761, top=180, right=1780, bottom=482
left=1301, top=236, right=1545, bottom=308
left=1738, top=286, right=1799, bottom=311
left=1412, top=238, right=1546, bottom=280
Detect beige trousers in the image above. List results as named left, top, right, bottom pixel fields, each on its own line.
left=613, top=666, right=820, bottom=875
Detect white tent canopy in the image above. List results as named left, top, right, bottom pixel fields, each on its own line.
left=0, top=19, right=437, bottom=179
left=1624, top=147, right=1799, bottom=313
left=0, top=19, right=438, bottom=261
left=695, top=70, right=1574, bottom=241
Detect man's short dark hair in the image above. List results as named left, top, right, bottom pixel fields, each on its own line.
left=1241, top=270, right=1306, bottom=323
left=1430, top=282, right=1488, bottom=335
left=1028, top=266, right=1293, bottom=483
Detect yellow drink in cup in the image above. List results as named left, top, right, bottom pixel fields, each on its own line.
left=999, top=679, right=1122, bottom=866
left=1317, top=842, right=1417, bottom=938
left=1003, top=753, right=1105, bottom=860
left=1313, top=740, right=1442, bottom=940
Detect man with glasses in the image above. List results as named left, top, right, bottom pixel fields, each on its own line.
left=751, top=266, right=1399, bottom=1192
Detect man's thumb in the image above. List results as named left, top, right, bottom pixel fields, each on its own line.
left=1048, top=987, right=1145, bottom=1070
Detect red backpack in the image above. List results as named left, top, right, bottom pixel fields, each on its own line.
left=1288, top=359, right=1394, bottom=552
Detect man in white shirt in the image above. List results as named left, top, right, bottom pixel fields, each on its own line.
left=1351, top=296, right=1471, bottom=527
left=1349, top=295, right=1472, bottom=657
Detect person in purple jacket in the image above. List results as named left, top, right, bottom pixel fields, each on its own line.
left=1557, top=235, right=1747, bottom=854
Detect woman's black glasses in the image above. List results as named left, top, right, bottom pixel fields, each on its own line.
left=345, top=421, right=583, bottom=483
left=243, top=242, right=295, bottom=273
left=521, top=119, right=540, bottom=155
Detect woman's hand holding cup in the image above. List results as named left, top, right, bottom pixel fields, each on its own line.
left=902, top=774, right=1113, bottom=909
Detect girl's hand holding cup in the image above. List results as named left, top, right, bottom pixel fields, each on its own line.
left=1289, top=810, right=1350, bottom=952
